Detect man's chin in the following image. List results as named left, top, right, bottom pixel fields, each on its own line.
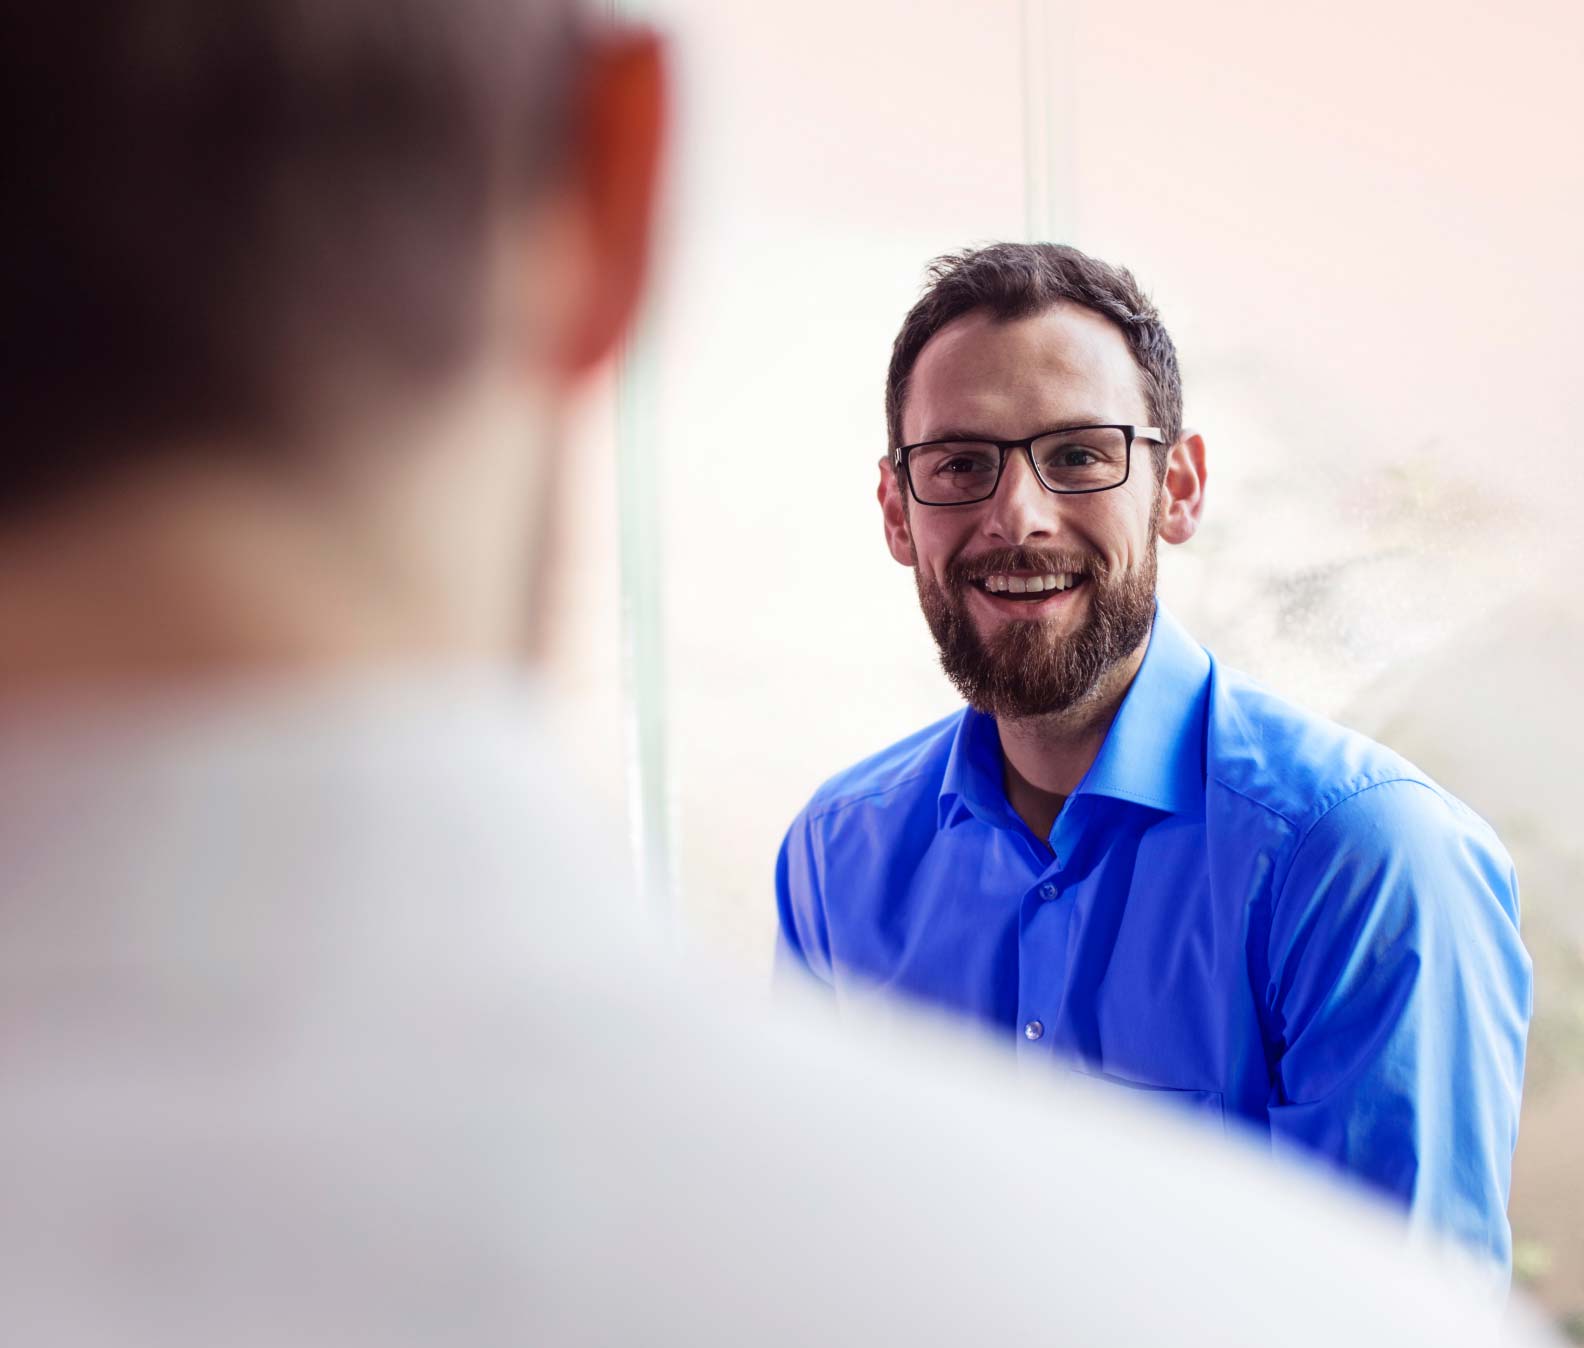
left=931, top=584, right=1156, bottom=721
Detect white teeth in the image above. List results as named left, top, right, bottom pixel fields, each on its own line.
left=980, top=571, right=1083, bottom=594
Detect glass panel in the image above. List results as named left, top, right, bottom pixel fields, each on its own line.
left=643, top=0, right=1027, bottom=960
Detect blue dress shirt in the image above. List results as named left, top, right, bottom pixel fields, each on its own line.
left=776, top=606, right=1531, bottom=1272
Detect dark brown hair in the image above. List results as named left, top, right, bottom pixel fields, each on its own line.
left=0, top=0, right=582, bottom=511
left=885, top=243, right=1182, bottom=475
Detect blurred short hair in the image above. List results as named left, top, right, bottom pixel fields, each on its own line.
left=885, top=243, right=1183, bottom=476
left=0, top=0, right=582, bottom=514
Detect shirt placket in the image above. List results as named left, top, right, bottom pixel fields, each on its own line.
left=1015, top=834, right=1070, bottom=1058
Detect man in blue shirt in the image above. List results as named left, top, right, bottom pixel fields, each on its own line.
left=776, top=242, right=1532, bottom=1273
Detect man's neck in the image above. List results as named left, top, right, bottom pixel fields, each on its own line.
left=995, top=631, right=1151, bottom=844
left=0, top=455, right=522, bottom=698
left=0, top=363, right=561, bottom=698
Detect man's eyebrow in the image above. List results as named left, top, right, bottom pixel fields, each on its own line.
left=907, top=427, right=995, bottom=445
left=908, top=417, right=1114, bottom=445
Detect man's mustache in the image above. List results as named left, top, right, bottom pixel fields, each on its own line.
left=945, top=549, right=1105, bottom=587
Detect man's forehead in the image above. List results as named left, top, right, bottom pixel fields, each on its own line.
left=903, top=303, right=1147, bottom=443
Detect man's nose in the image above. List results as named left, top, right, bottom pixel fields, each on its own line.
left=981, top=447, right=1058, bottom=545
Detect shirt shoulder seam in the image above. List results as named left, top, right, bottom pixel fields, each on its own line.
left=1272, top=775, right=1442, bottom=900
left=1211, top=769, right=1433, bottom=833
left=1208, top=774, right=1304, bottom=828
left=802, top=767, right=940, bottom=825
left=1292, top=775, right=1438, bottom=850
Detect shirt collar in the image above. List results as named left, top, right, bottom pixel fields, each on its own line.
left=1070, top=602, right=1209, bottom=816
left=937, top=704, right=1012, bottom=830
left=935, top=602, right=1210, bottom=830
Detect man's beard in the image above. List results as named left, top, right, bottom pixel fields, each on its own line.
left=915, top=532, right=1157, bottom=720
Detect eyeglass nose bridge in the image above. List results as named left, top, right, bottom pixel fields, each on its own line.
left=990, top=439, right=1055, bottom=501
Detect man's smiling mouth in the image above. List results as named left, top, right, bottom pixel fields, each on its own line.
left=971, top=571, right=1086, bottom=601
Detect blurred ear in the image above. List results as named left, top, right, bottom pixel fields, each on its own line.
left=545, top=27, right=667, bottom=378
left=1157, top=431, right=1206, bottom=546
left=878, top=457, right=916, bottom=567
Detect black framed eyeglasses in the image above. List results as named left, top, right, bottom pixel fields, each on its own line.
left=891, top=424, right=1165, bottom=506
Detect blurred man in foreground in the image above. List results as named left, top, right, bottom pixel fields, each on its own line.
left=0, top=2, right=1554, bottom=1344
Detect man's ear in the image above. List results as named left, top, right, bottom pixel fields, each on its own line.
left=1157, top=431, right=1207, bottom=546
left=546, top=27, right=667, bottom=378
left=878, top=457, right=917, bottom=567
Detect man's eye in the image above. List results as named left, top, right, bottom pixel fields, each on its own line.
left=939, top=457, right=993, bottom=475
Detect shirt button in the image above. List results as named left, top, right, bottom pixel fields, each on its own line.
left=1024, top=1020, right=1044, bottom=1041
left=1039, top=883, right=1058, bottom=901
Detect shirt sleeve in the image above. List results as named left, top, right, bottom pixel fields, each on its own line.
left=1264, top=778, right=1531, bottom=1275
left=775, top=807, right=835, bottom=987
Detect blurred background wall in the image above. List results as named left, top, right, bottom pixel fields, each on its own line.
left=542, top=0, right=1584, bottom=1329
